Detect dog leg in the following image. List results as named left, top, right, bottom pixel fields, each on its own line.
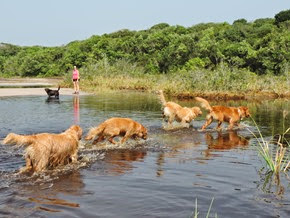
left=181, top=120, right=190, bottom=128
left=34, top=156, right=49, bottom=172
left=19, top=167, right=30, bottom=174
left=168, top=116, right=174, bottom=128
left=234, top=122, right=241, bottom=129
left=202, top=116, right=213, bottom=130
left=92, top=135, right=105, bottom=144
left=108, top=136, right=117, bottom=144
left=19, top=157, right=33, bottom=173
left=121, top=136, right=129, bottom=144
left=121, top=132, right=132, bottom=144
left=216, top=121, right=223, bottom=131
left=228, top=121, right=235, bottom=130
left=71, top=151, right=78, bottom=163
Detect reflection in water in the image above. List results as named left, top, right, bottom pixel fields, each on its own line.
left=15, top=172, right=84, bottom=214
left=30, top=197, right=79, bottom=212
left=45, top=97, right=60, bottom=104
left=104, top=149, right=147, bottom=175
left=204, top=131, right=249, bottom=157
left=73, top=95, right=80, bottom=124
left=0, top=93, right=289, bottom=217
left=257, top=170, right=287, bottom=199
left=156, top=153, right=165, bottom=177
left=154, top=130, right=202, bottom=177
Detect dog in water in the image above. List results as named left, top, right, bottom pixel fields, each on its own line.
left=45, top=86, right=60, bottom=98
left=195, top=97, right=250, bottom=130
left=158, top=90, right=202, bottom=128
left=2, top=125, right=82, bottom=173
left=85, top=117, right=147, bottom=144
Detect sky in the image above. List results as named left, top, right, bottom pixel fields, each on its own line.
left=0, top=0, right=289, bottom=47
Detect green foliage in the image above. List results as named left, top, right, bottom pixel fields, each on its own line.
left=275, top=9, right=290, bottom=25
left=149, top=23, right=170, bottom=31
left=184, top=57, right=205, bottom=70
left=0, top=10, right=289, bottom=77
left=233, top=18, right=247, bottom=25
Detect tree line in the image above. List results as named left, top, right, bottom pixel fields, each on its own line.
left=0, top=9, right=289, bottom=77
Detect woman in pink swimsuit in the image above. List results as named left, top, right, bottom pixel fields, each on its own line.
left=72, top=66, right=80, bottom=94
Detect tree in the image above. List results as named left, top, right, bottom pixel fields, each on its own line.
left=233, top=18, right=247, bottom=25
left=274, top=9, right=290, bottom=25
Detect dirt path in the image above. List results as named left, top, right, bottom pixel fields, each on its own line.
left=0, top=78, right=89, bottom=97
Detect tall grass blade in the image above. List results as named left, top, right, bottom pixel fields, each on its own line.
left=206, top=198, right=214, bottom=218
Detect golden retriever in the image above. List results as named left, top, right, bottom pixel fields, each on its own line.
left=2, top=125, right=82, bottom=173
left=85, top=117, right=147, bottom=144
left=195, top=97, right=250, bottom=130
left=158, top=90, right=202, bottom=128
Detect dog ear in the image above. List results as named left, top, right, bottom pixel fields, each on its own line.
left=239, top=106, right=250, bottom=118
left=244, top=107, right=250, bottom=117
left=70, top=125, right=82, bottom=139
left=75, top=126, right=83, bottom=140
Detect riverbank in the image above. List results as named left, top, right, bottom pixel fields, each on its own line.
left=1, top=74, right=289, bottom=100
left=0, top=78, right=88, bottom=96
left=0, top=78, right=60, bottom=88
left=60, top=69, right=290, bottom=100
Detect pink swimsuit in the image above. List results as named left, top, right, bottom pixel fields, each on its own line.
left=73, top=69, right=79, bottom=80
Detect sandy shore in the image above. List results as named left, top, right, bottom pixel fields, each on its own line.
left=0, top=78, right=89, bottom=97
left=0, top=88, right=89, bottom=97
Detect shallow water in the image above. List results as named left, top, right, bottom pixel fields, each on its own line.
left=0, top=92, right=289, bottom=217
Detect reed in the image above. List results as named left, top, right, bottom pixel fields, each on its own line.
left=191, top=198, right=217, bottom=218
left=247, top=117, right=289, bottom=174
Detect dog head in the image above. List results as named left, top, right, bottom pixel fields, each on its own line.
left=85, top=128, right=95, bottom=141
left=238, top=106, right=250, bottom=119
left=138, top=125, right=148, bottom=140
left=2, top=133, right=17, bottom=145
left=191, top=107, right=202, bottom=116
left=44, top=88, right=51, bottom=94
left=68, top=125, right=83, bottom=140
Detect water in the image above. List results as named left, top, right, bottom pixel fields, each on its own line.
left=0, top=92, right=289, bottom=217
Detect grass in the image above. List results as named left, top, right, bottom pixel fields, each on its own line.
left=247, top=116, right=290, bottom=175
left=191, top=198, right=217, bottom=218
left=61, top=59, right=290, bottom=100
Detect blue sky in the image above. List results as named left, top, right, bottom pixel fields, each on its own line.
left=0, top=0, right=289, bottom=46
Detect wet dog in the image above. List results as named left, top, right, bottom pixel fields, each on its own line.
left=45, top=86, right=60, bottom=98
left=85, top=117, right=147, bottom=144
left=195, top=97, right=250, bottom=130
left=158, top=90, right=202, bottom=128
left=2, top=125, right=82, bottom=173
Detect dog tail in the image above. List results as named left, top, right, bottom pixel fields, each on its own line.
left=158, top=90, right=167, bottom=106
left=57, top=86, right=60, bottom=91
left=85, top=123, right=106, bottom=141
left=2, top=133, right=35, bottom=146
left=195, top=97, right=212, bottom=112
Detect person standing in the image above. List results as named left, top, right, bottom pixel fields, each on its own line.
left=72, top=66, right=80, bottom=94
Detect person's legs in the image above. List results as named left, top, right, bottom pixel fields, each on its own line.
left=73, top=81, right=77, bottom=93
left=76, top=81, right=79, bottom=93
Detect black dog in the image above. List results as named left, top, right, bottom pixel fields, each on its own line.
left=45, top=86, right=60, bottom=99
